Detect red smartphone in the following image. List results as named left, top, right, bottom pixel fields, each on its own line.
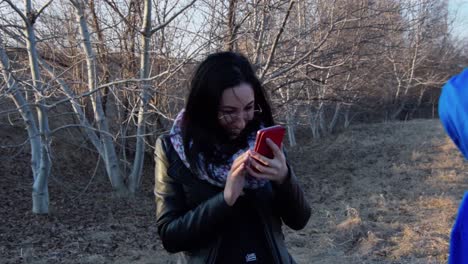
left=254, top=125, right=286, bottom=159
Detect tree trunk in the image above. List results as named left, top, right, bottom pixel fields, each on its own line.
left=72, top=0, right=126, bottom=193
left=318, top=104, right=326, bottom=136
left=309, top=109, right=320, bottom=139
left=286, top=110, right=296, bottom=147
left=224, top=0, right=237, bottom=51
left=344, top=105, right=351, bottom=129
left=129, top=0, right=152, bottom=193
left=328, top=102, right=341, bottom=133
left=1, top=35, right=49, bottom=214
left=24, top=0, right=51, bottom=214
left=409, top=87, right=426, bottom=118
left=89, top=0, right=111, bottom=114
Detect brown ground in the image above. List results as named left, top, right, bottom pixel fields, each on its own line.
left=1, top=119, right=466, bottom=263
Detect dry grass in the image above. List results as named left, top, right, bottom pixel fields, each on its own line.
left=286, top=119, right=467, bottom=263
left=1, top=118, right=466, bottom=263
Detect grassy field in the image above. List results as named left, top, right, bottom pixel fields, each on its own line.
left=287, top=119, right=468, bottom=263
left=1, top=119, right=466, bottom=263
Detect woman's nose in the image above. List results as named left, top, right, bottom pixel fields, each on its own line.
left=232, top=116, right=247, bottom=130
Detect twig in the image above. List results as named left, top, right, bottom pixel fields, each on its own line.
left=150, top=0, right=198, bottom=34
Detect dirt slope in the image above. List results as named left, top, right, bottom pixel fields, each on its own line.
left=1, top=119, right=466, bottom=263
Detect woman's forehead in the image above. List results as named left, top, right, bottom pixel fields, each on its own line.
left=220, top=83, right=254, bottom=108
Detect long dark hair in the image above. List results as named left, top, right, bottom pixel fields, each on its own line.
left=182, top=52, right=274, bottom=171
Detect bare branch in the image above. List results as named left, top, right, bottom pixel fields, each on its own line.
left=259, top=0, right=295, bottom=80
left=36, top=0, right=54, bottom=19
left=305, top=61, right=346, bottom=70
left=3, top=0, right=27, bottom=22
left=263, top=35, right=328, bottom=84
left=50, top=124, right=116, bottom=140
left=102, top=0, right=139, bottom=32
left=150, top=0, right=197, bottom=34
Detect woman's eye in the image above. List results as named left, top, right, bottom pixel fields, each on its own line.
left=221, top=110, right=235, bottom=115
left=245, top=106, right=254, bottom=111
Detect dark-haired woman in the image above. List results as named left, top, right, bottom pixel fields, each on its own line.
left=154, top=52, right=311, bottom=264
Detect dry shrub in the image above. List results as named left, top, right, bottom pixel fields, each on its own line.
left=389, top=225, right=419, bottom=258
left=356, top=231, right=383, bottom=256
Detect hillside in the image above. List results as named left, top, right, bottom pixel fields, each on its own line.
left=287, top=119, right=467, bottom=263
left=1, top=119, right=466, bottom=263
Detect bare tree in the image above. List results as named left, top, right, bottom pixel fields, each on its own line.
left=1, top=0, right=465, bottom=212
left=70, top=0, right=127, bottom=193
left=129, top=0, right=197, bottom=193
left=1, top=0, right=54, bottom=214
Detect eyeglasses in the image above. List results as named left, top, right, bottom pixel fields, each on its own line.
left=218, top=106, right=263, bottom=124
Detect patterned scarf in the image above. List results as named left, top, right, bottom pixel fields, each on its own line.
left=169, top=109, right=267, bottom=189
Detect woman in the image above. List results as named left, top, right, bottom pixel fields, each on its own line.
left=154, top=51, right=311, bottom=264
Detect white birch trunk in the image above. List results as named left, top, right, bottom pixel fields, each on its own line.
left=253, top=1, right=267, bottom=66
left=72, top=0, right=126, bottom=193
left=328, top=102, right=341, bottom=134
left=344, top=94, right=358, bottom=129
left=329, top=72, right=351, bottom=132
left=410, top=87, right=426, bottom=118
left=129, top=0, right=152, bottom=193
left=309, top=109, right=320, bottom=139
left=24, top=0, right=51, bottom=214
left=316, top=70, right=329, bottom=137
left=392, top=20, right=421, bottom=120
left=318, top=104, right=326, bottom=136
left=344, top=105, right=351, bottom=128
left=306, top=86, right=319, bottom=139
left=286, top=110, right=296, bottom=147
left=1, top=31, right=49, bottom=214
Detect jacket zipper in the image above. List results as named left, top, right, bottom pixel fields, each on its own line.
left=258, top=206, right=282, bottom=264
left=208, top=236, right=222, bottom=264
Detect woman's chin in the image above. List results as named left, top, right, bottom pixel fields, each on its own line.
left=228, top=131, right=241, bottom=139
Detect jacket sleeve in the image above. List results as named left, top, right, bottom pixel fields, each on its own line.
left=154, top=136, right=234, bottom=253
left=273, top=161, right=311, bottom=230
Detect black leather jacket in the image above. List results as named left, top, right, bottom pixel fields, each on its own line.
left=154, top=135, right=311, bottom=263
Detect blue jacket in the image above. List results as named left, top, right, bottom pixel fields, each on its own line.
left=450, top=192, right=468, bottom=264
left=439, top=68, right=468, bottom=159
left=439, top=68, right=468, bottom=263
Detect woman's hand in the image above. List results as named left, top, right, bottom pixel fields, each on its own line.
left=224, top=151, right=249, bottom=206
left=246, top=138, right=289, bottom=185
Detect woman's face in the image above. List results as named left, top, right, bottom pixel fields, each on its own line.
left=218, top=83, right=255, bottom=139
